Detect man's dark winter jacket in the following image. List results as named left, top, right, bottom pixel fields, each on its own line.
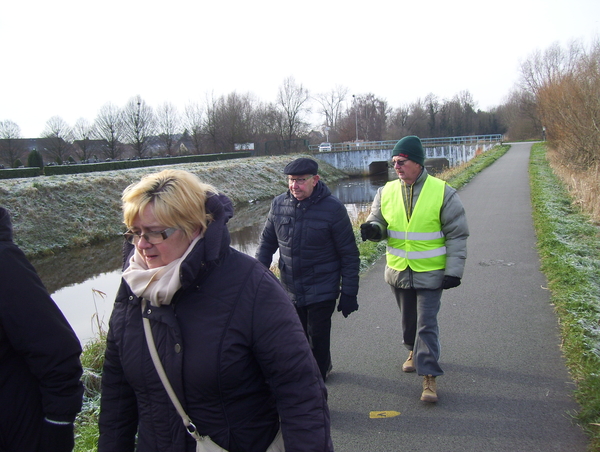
left=255, top=181, right=360, bottom=306
left=98, top=193, right=333, bottom=452
left=0, top=207, right=83, bottom=452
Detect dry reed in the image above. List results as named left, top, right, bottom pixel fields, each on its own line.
left=547, top=149, right=600, bottom=225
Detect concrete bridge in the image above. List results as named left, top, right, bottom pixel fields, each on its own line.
left=311, top=134, right=503, bottom=176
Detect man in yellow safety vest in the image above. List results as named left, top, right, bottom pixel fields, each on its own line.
left=360, top=135, right=469, bottom=403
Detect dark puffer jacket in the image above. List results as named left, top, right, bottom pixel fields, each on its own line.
left=0, top=207, right=83, bottom=452
left=255, top=181, right=360, bottom=307
left=98, top=193, right=333, bottom=452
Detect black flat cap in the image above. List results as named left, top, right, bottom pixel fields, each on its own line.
left=283, top=158, right=318, bottom=175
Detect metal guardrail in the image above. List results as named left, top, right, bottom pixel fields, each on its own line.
left=308, top=134, right=503, bottom=152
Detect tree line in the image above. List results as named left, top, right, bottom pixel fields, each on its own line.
left=1, top=67, right=552, bottom=169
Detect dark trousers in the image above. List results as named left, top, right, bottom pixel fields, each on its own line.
left=391, top=286, right=444, bottom=377
left=295, top=300, right=336, bottom=381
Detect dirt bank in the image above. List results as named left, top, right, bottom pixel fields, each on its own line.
left=0, top=154, right=349, bottom=257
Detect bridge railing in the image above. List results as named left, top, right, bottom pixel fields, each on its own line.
left=308, top=134, right=503, bottom=153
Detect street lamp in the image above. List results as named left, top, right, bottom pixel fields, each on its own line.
left=353, top=95, right=358, bottom=142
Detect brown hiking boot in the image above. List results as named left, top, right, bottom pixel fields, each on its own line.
left=402, top=351, right=416, bottom=372
left=421, top=375, right=438, bottom=403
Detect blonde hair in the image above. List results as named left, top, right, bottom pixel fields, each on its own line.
left=122, top=169, right=216, bottom=240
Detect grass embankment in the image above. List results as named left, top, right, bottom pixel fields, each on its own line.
left=73, top=144, right=512, bottom=450
left=0, top=154, right=348, bottom=258
left=529, top=143, right=600, bottom=450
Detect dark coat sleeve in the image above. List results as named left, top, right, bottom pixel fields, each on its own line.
left=0, top=244, right=83, bottom=423
left=250, top=268, right=333, bottom=452
left=330, top=202, right=360, bottom=297
left=98, top=288, right=140, bottom=452
left=255, top=199, right=280, bottom=268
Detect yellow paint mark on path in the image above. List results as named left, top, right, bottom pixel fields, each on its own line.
left=369, top=411, right=401, bottom=419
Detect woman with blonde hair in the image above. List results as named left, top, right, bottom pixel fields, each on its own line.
left=98, top=169, right=333, bottom=452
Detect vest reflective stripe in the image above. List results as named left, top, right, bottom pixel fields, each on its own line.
left=387, top=230, right=445, bottom=240
left=381, top=176, right=446, bottom=272
left=386, top=245, right=447, bottom=260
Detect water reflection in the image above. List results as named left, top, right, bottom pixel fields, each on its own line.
left=34, top=175, right=390, bottom=343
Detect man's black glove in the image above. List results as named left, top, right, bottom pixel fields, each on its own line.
left=337, top=293, right=359, bottom=318
left=41, top=419, right=75, bottom=452
left=360, top=223, right=378, bottom=242
left=442, top=275, right=461, bottom=290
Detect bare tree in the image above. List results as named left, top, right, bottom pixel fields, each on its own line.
left=424, top=93, right=440, bottom=136
left=156, top=102, right=180, bottom=154
left=355, top=93, right=389, bottom=141
left=122, top=95, right=155, bottom=158
left=183, top=101, right=205, bottom=154
left=314, top=85, right=349, bottom=139
left=41, top=116, right=73, bottom=164
left=520, top=41, right=582, bottom=97
left=72, top=118, right=96, bottom=162
left=221, top=92, right=256, bottom=151
left=276, top=76, right=311, bottom=152
left=94, top=102, right=124, bottom=160
left=496, top=89, right=540, bottom=140
left=436, top=91, right=477, bottom=137
left=338, top=93, right=388, bottom=142
left=385, top=104, right=411, bottom=140
left=204, top=93, right=222, bottom=153
left=0, top=120, right=24, bottom=167
left=521, top=39, right=600, bottom=166
left=405, top=99, right=429, bottom=138
left=253, top=102, right=280, bottom=154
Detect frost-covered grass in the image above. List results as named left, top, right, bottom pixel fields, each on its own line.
left=0, top=154, right=348, bottom=258
left=437, top=144, right=511, bottom=189
left=530, top=143, right=600, bottom=449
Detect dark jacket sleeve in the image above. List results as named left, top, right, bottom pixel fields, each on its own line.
left=330, top=202, right=360, bottom=297
left=0, top=244, right=83, bottom=423
left=98, top=295, right=140, bottom=452
left=255, top=199, right=280, bottom=268
left=250, top=268, right=333, bottom=452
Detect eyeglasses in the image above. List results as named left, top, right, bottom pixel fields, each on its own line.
left=288, top=175, right=314, bottom=185
left=123, top=227, right=178, bottom=245
left=392, top=159, right=409, bottom=167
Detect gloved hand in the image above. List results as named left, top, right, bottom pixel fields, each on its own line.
left=40, top=419, right=75, bottom=452
left=337, top=293, right=359, bottom=318
left=360, top=223, right=378, bottom=242
left=442, top=275, right=461, bottom=290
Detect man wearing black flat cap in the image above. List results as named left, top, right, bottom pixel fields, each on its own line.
left=256, top=157, right=360, bottom=382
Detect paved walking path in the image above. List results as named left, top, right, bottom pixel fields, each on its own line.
left=327, top=142, right=589, bottom=451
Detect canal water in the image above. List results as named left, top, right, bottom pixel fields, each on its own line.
left=34, top=175, right=391, bottom=343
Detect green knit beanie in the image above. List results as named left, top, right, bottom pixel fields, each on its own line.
left=392, top=136, right=425, bottom=166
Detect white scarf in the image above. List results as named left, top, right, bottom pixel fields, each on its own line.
left=122, top=236, right=201, bottom=307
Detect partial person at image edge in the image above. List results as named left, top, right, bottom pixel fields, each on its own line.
left=360, top=136, right=469, bottom=403
left=0, top=206, right=84, bottom=452
left=255, top=157, right=360, bottom=382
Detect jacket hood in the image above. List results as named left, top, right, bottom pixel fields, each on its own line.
left=201, top=191, right=234, bottom=262
left=179, top=192, right=234, bottom=285
left=0, top=207, right=13, bottom=243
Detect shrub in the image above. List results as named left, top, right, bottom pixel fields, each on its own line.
left=27, top=149, right=44, bottom=169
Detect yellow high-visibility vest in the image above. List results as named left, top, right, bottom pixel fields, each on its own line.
left=381, top=176, right=446, bottom=272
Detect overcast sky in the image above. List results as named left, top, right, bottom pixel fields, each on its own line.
left=1, top=0, right=599, bottom=138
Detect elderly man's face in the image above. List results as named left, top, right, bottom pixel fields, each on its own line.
left=288, top=174, right=319, bottom=201
left=392, top=157, right=422, bottom=185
